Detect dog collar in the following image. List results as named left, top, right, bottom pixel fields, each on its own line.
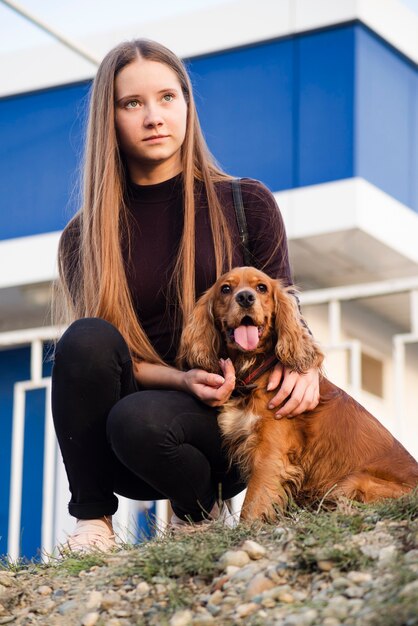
left=232, top=354, right=279, bottom=397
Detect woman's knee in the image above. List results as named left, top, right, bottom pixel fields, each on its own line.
left=107, top=392, right=163, bottom=446
left=54, top=318, right=130, bottom=371
left=106, top=393, right=162, bottom=470
left=107, top=390, right=218, bottom=463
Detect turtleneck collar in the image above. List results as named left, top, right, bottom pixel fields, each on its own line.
left=127, top=172, right=183, bottom=204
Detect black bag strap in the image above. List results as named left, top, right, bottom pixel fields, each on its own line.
left=231, top=177, right=253, bottom=266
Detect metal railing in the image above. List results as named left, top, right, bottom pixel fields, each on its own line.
left=300, top=275, right=418, bottom=440
left=1, top=327, right=59, bottom=560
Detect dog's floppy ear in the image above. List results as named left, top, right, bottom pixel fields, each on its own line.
left=273, top=281, right=324, bottom=373
left=176, top=287, right=221, bottom=373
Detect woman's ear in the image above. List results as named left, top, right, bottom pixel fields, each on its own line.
left=176, top=287, right=221, bottom=372
left=273, top=282, right=324, bottom=373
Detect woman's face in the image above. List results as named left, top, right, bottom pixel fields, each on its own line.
left=114, top=57, right=188, bottom=184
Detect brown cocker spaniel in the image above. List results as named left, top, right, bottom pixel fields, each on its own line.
left=177, top=267, right=418, bottom=521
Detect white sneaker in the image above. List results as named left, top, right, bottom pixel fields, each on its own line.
left=169, top=502, right=234, bottom=534
left=63, top=517, right=117, bottom=554
left=217, top=501, right=235, bottom=529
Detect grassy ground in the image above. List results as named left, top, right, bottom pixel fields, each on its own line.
left=1, top=492, right=417, bottom=625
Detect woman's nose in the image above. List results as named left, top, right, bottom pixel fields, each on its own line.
left=143, top=105, right=164, bottom=128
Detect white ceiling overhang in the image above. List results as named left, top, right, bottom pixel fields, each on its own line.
left=0, top=0, right=417, bottom=97
left=278, top=177, right=418, bottom=290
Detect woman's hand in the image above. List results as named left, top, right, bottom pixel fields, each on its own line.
left=183, top=358, right=236, bottom=407
left=266, top=364, right=320, bottom=418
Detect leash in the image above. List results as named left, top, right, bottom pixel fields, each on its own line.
left=232, top=354, right=279, bottom=397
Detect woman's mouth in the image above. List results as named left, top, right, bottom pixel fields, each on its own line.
left=143, top=135, right=169, bottom=142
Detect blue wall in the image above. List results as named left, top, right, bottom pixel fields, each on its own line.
left=1, top=23, right=417, bottom=243
left=355, top=26, right=418, bottom=211
left=190, top=27, right=356, bottom=191
left=189, top=38, right=295, bottom=190
left=0, top=82, right=89, bottom=240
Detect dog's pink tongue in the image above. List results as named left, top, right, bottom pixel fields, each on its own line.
left=234, top=325, right=259, bottom=350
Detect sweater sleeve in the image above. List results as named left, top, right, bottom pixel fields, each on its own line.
left=239, top=178, right=293, bottom=286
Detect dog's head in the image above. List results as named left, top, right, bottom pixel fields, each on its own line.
left=177, top=267, right=324, bottom=373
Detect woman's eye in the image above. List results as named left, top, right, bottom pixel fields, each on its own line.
left=125, top=100, right=139, bottom=109
left=257, top=283, right=268, bottom=293
left=221, top=285, right=232, bottom=294
left=162, top=93, right=174, bottom=102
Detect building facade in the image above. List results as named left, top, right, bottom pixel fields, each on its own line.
left=1, top=0, right=418, bottom=559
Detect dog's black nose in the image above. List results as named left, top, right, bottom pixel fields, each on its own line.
left=236, top=290, right=256, bottom=308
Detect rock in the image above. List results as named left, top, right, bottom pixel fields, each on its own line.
left=81, top=612, right=100, bottom=626
left=404, top=549, right=418, bottom=563
left=332, top=577, right=350, bottom=589
left=114, top=609, right=132, bottom=617
left=222, top=594, right=240, bottom=606
left=206, top=604, right=221, bottom=617
left=58, top=600, right=78, bottom=615
left=37, top=585, right=53, bottom=595
left=278, top=591, right=295, bottom=603
left=169, top=609, right=193, bottom=626
left=86, top=590, right=102, bottom=609
left=346, top=571, right=372, bottom=584
left=210, top=575, right=229, bottom=591
left=321, top=596, right=349, bottom=620
left=192, top=614, right=215, bottom=625
left=254, top=584, right=295, bottom=604
left=230, top=563, right=260, bottom=582
left=155, top=583, right=167, bottom=595
left=219, top=550, right=250, bottom=569
left=207, top=590, right=223, bottom=605
left=322, top=619, right=342, bottom=626
left=344, top=585, right=365, bottom=598
left=378, top=545, right=397, bottom=566
left=356, top=531, right=393, bottom=559
left=284, top=609, right=318, bottom=625
left=244, top=573, right=276, bottom=600
left=266, top=562, right=288, bottom=583
left=347, top=598, right=364, bottom=614
left=235, top=602, right=258, bottom=618
left=225, top=566, right=240, bottom=576
left=0, top=575, right=13, bottom=588
left=136, top=581, right=150, bottom=596
left=399, top=579, right=418, bottom=597
left=241, top=540, right=267, bottom=560
left=317, top=560, right=334, bottom=571
left=101, top=592, right=120, bottom=609
left=293, top=590, right=308, bottom=602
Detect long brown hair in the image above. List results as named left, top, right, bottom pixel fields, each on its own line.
left=55, top=39, right=233, bottom=364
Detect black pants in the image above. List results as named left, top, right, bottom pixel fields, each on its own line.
left=51, top=318, right=245, bottom=521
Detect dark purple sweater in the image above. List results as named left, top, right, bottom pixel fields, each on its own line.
left=61, top=175, right=292, bottom=364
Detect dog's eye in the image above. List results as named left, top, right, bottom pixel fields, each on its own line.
left=220, top=284, right=232, bottom=294
left=256, top=283, right=268, bottom=293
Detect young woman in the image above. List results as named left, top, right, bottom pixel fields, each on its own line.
left=52, top=38, right=320, bottom=552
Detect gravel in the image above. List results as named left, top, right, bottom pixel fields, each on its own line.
left=0, top=500, right=417, bottom=626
